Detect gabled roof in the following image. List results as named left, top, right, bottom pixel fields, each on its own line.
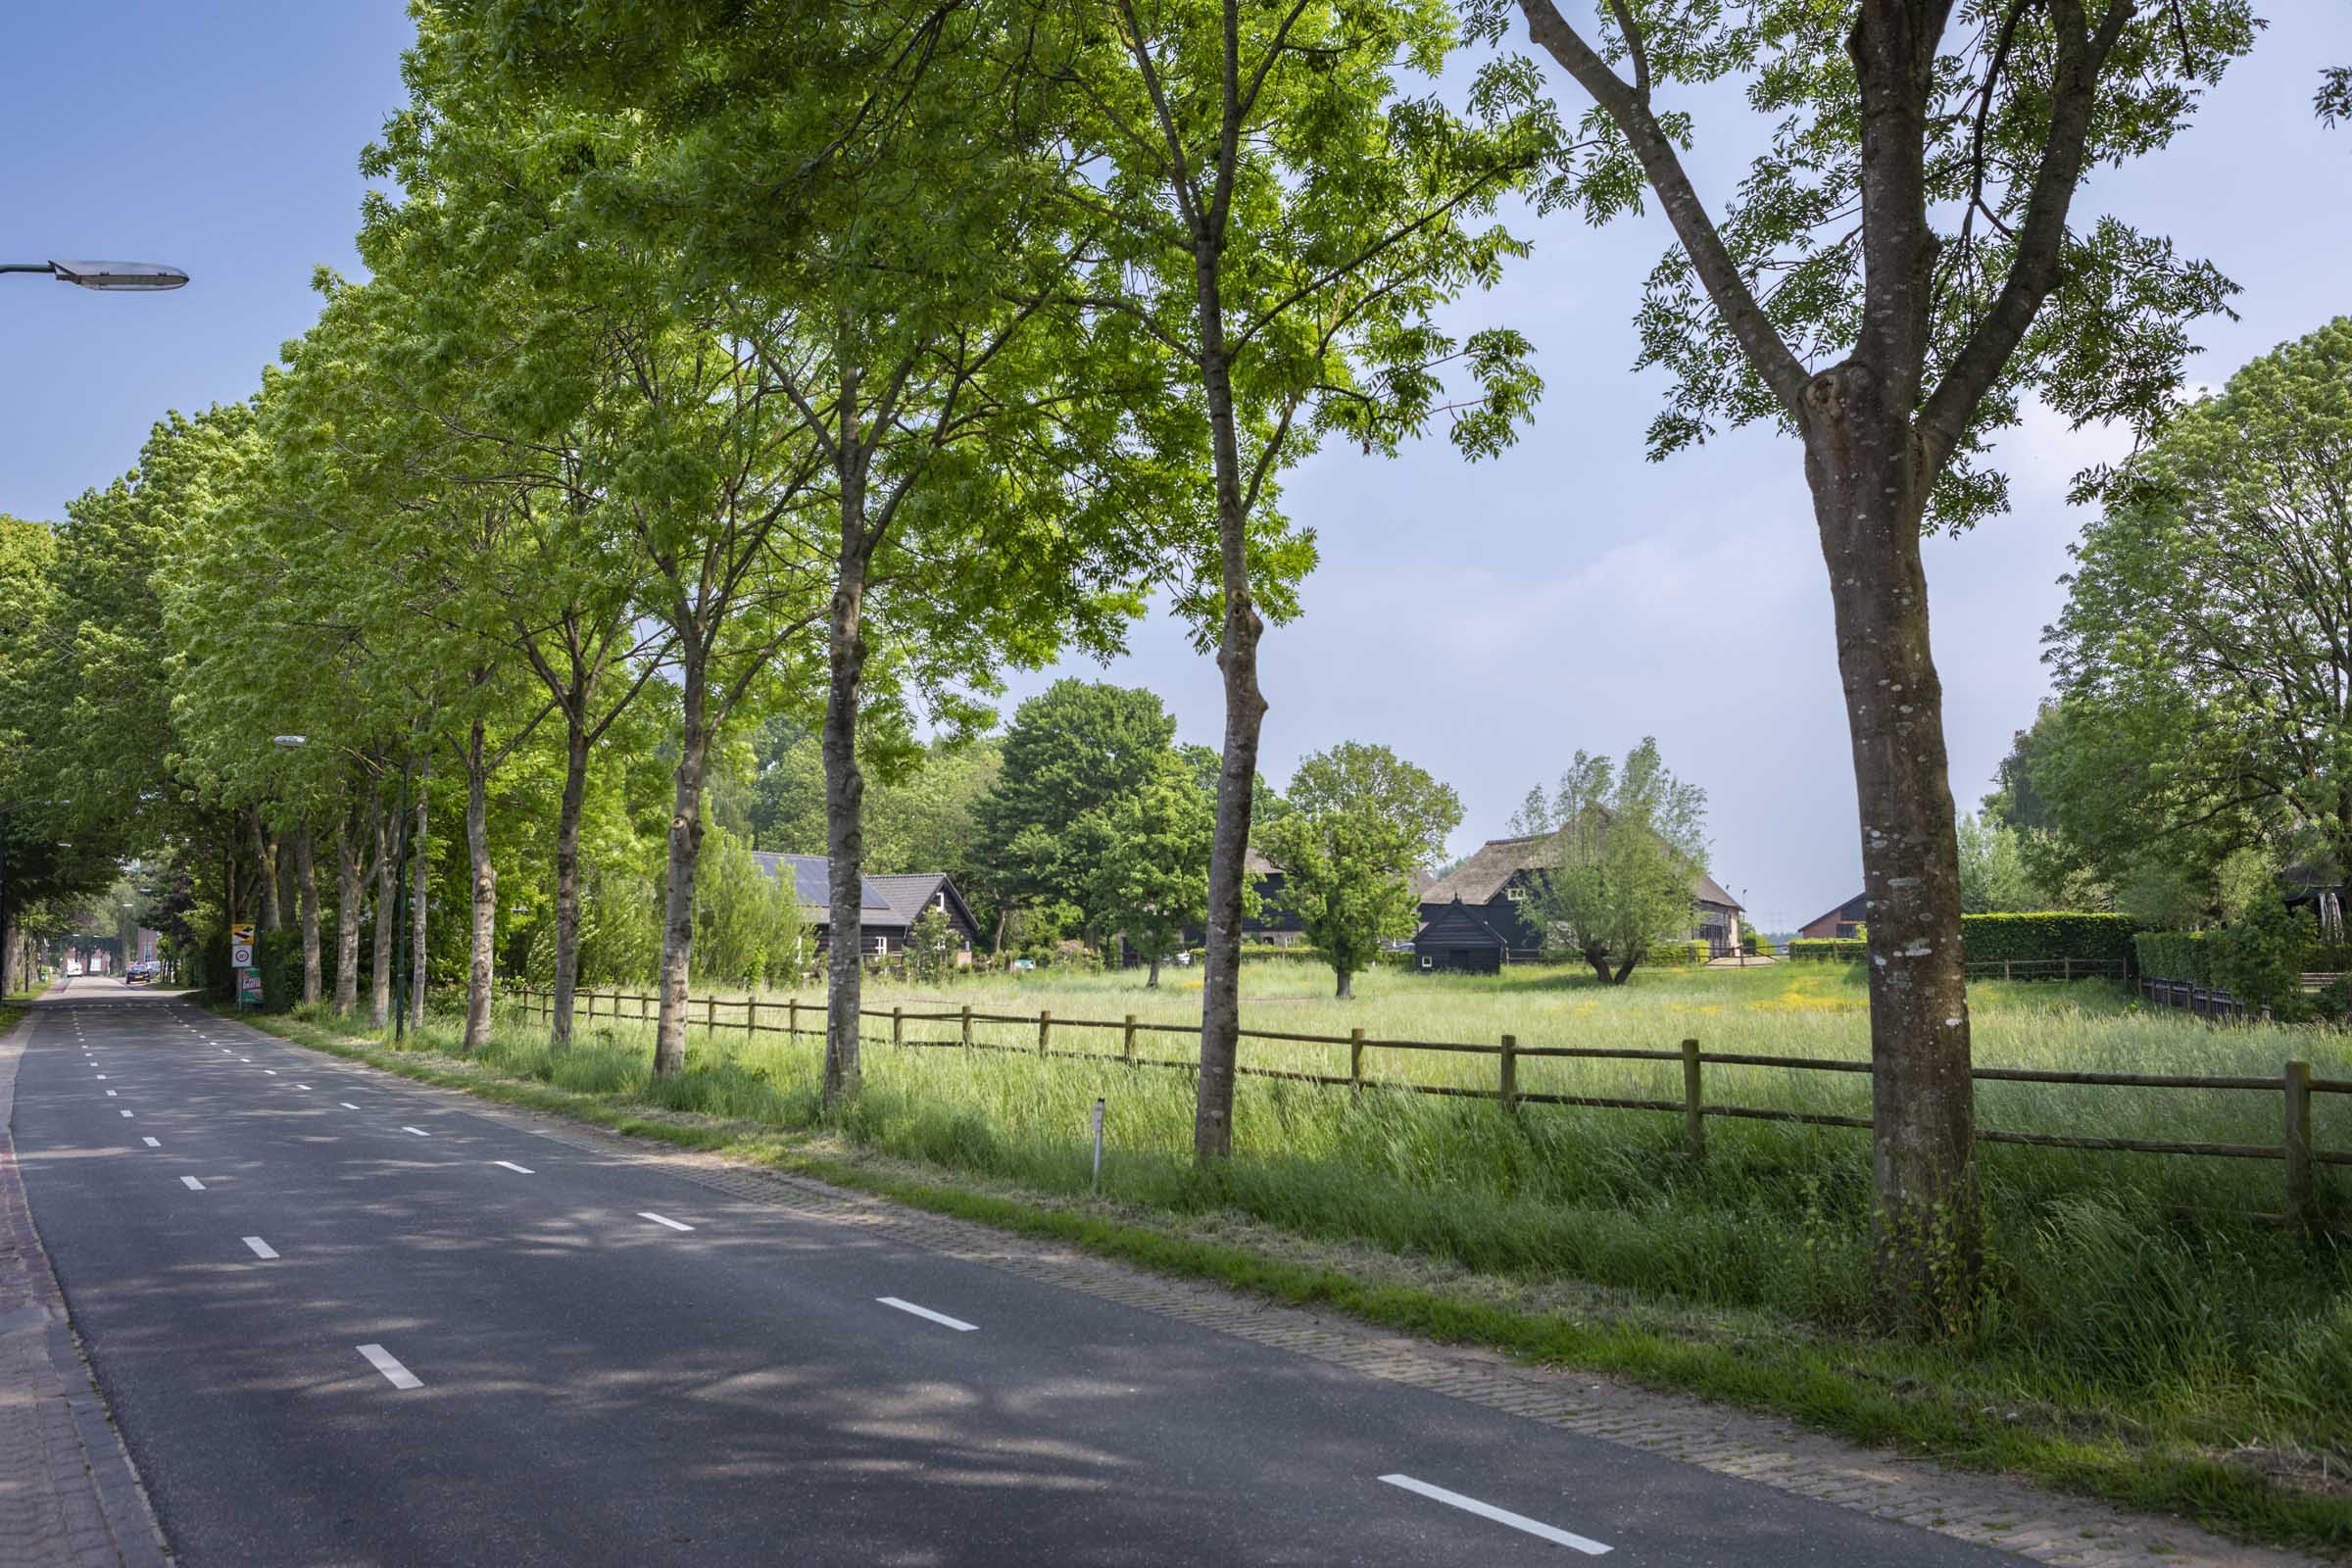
left=1421, top=832, right=1740, bottom=911
left=1804, top=892, right=1868, bottom=929
left=751, top=854, right=978, bottom=932
left=751, top=853, right=896, bottom=919
left=1414, top=897, right=1514, bottom=949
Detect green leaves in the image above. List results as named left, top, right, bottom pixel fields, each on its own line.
left=2042, top=317, right=2352, bottom=911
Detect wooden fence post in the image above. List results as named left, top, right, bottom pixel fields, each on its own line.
left=1123, top=1014, right=1138, bottom=1064
left=960, top=1004, right=973, bottom=1054
left=1682, top=1037, right=1705, bottom=1163
left=1039, top=1008, right=1053, bottom=1057
left=2285, top=1058, right=2314, bottom=1231
left=1498, top=1034, right=1517, bottom=1115
left=788, top=997, right=800, bottom=1039
left=746, top=998, right=758, bottom=1035
left=1349, top=1027, right=1366, bottom=1092
left=892, top=1005, right=904, bottom=1046
left=2063, top=956, right=2073, bottom=982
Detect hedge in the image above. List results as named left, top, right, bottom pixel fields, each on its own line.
left=1788, top=913, right=2139, bottom=971
left=1644, top=940, right=1713, bottom=967
left=2132, top=931, right=2352, bottom=987
left=1959, top=912, right=2137, bottom=969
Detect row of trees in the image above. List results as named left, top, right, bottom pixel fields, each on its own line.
left=4, top=0, right=2277, bottom=1320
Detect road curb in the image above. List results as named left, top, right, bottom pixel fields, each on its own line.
left=0, top=1002, right=172, bottom=1568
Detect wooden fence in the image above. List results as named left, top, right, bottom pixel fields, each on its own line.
left=509, top=985, right=2350, bottom=1229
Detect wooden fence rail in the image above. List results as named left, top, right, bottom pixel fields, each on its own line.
left=509, top=984, right=2348, bottom=1228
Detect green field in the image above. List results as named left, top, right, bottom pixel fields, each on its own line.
left=273, top=959, right=2352, bottom=1544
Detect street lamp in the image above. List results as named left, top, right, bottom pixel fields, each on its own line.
left=1, top=259, right=188, bottom=291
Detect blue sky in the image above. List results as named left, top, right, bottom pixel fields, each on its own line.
left=5, top=4, right=2348, bottom=931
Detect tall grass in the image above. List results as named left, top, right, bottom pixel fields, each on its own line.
left=324, top=961, right=2352, bottom=1463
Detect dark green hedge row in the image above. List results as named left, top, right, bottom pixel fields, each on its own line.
left=2133, top=932, right=2352, bottom=986
left=1961, top=912, right=2137, bottom=966
left=1788, top=914, right=2139, bottom=970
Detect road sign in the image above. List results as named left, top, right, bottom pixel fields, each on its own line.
left=229, top=922, right=255, bottom=968
left=236, top=969, right=263, bottom=1008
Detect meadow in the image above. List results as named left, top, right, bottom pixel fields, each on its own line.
left=277, top=959, right=2352, bottom=1541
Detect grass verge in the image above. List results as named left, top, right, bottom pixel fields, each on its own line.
left=228, top=1001, right=2352, bottom=1559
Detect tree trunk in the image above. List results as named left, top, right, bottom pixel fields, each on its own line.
left=0, top=909, right=16, bottom=998
left=371, top=793, right=397, bottom=1029
left=410, top=757, right=429, bottom=1031
left=334, top=815, right=362, bottom=1014
left=250, top=810, right=281, bottom=933
left=1611, top=956, right=1638, bottom=985
left=1803, top=366, right=1979, bottom=1324
left=1335, top=966, right=1352, bottom=1001
left=1191, top=275, right=1269, bottom=1162
left=1147, top=952, right=1160, bottom=989
left=654, top=658, right=710, bottom=1079
left=294, top=823, right=321, bottom=1005
left=821, top=526, right=871, bottom=1108
left=1584, top=944, right=1613, bottom=985
left=463, top=720, right=495, bottom=1053
left=551, top=717, right=590, bottom=1049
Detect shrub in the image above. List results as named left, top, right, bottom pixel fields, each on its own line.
left=1788, top=938, right=1866, bottom=961
left=1644, top=940, right=1712, bottom=967
left=1959, top=912, right=2138, bottom=970
left=2211, top=898, right=2307, bottom=1016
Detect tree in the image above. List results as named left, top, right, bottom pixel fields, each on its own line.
left=1955, top=814, right=2039, bottom=913
left=1084, top=754, right=1215, bottom=986
left=1026, top=0, right=1548, bottom=1160
left=2048, top=319, right=2352, bottom=903
left=1263, top=743, right=1461, bottom=998
left=1478, top=0, right=2255, bottom=1314
left=1522, top=741, right=1706, bottom=984
left=972, top=680, right=1179, bottom=946
left=424, top=0, right=1175, bottom=1107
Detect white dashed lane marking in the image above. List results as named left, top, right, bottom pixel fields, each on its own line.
left=401, top=1126, right=430, bottom=1138
left=180, top=1176, right=206, bottom=1192
left=877, top=1297, right=978, bottom=1333
left=357, top=1344, right=421, bottom=1390
left=1377, top=1476, right=1611, bottom=1555
left=493, top=1161, right=534, bottom=1174
left=141, top=1137, right=160, bottom=1149
left=638, top=1212, right=694, bottom=1232
left=242, top=1237, right=279, bottom=1260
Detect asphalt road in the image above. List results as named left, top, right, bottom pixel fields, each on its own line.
left=12, top=978, right=2027, bottom=1566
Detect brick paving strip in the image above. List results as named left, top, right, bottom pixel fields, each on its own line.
left=0, top=1010, right=170, bottom=1568
left=240, top=1017, right=2326, bottom=1568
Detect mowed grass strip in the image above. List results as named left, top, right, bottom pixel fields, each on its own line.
left=243, top=962, right=2352, bottom=1555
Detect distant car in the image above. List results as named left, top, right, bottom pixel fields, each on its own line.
left=123, top=962, right=148, bottom=984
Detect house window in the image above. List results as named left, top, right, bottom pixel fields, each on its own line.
left=872, top=935, right=890, bottom=955
left=1505, top=885, right=1529, bottom=903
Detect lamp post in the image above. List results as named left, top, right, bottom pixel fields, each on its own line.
left=2, top=259, right=188, bottom=290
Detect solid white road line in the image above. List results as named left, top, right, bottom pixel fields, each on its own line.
left=141, top=1137, right=160, bottom=1148
left=638, top=1211, right=694, bottom=1232
left=1376, top=1476, right=1611, bottom=1555
left=357, top=1344, right=422, bottom=1390
left=340, top=1102, right=360, bottom=1110
left=877, top=1297, right=978, bottom=1333
left=180, top=1176, right=206, bottom=1192
left=242, top=1237, right=279, bottom=1260
left=401, top=1126, right=430, bottom=1138
left=493, top=1161, right=534, bottom=1174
